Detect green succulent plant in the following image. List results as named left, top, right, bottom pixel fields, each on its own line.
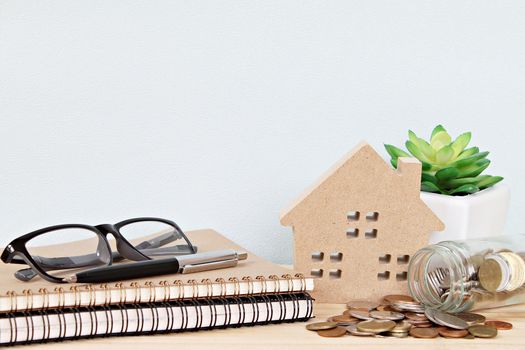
left=384, top=125, right=503, bottom=196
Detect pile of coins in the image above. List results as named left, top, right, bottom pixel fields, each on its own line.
left=305, top=294, right=513, bottom=339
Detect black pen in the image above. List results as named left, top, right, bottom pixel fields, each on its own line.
left=62, top=249, right=248, bottom=283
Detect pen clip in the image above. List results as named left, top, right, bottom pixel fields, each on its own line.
left=181, top=258, right=239, bottom=274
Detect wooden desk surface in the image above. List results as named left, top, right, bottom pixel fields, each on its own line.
left=27, top=302, right=525, bottom=350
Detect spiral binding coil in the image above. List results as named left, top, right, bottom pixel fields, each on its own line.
left=215, top=278, right=227, bottom=298
left=242, top=276, right=254, bottom=296
left=229, top=277, right=240, bottom=297
left=269, top=275, right=280, bottom=294
left=256, top=275, right=268, bottom=294
left=187, top=279, right=198, bottom=299
left=22, top=289, right=34, bottom=344
left=159, top=281, right=170, bottom=302
left=145, top=282, right=155, bottom=303
left=1, top=273, right=309, bottom=313
left=174, top=280, right=184, bottom=300
left=0, top=292, right=314, bottom=345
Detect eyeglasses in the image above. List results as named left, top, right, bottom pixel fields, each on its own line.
left=1, top=217, right=197, bottom=283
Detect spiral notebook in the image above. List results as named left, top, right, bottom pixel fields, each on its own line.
left=0, top=293, right=314, bottom=345
left=0, top=229, right=314, bottom=313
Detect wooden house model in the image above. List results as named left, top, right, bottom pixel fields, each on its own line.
left=280, top=142, right=444, bottom=303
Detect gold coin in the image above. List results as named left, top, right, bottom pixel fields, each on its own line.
left=387, top=331, right=408, bottom=338
left=346, top=324, right=376, bottom=337
left=456, top=312, right=486, bottom=326
left=390, top=321, right=412, bottom=333
left=383, top=294, right=414, bottom=304
left=357, top=320, right=396, bottom=333
left=479, top=259, right=503, bottom=292
left=346, top=300, right=379, bottom=311
left=346, top=326, right=376, bottom=337
left=468, top=325, right=498, bottom=338
left=409, top=327, right=439, bottom=339
left=306, top=322, right=337, bottom=331
left=318, top=326, right=347, bottom=337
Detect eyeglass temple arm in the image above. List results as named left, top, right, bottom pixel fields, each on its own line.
left=12, top=251, right=125, bottom=281
left=133, top=231, right=181, bottom=250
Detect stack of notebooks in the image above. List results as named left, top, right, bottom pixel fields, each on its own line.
left=0, top=229, right=314, bottom=345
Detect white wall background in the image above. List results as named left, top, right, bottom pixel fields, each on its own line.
left=1, top=1, right=524, bottom=263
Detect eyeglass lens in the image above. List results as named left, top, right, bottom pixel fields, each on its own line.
left=25, top=227, right=112, bottom=279
left=117, top=220, right=193, bottom=257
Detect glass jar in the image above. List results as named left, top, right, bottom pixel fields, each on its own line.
left=408, top=235, right=525, bottom=312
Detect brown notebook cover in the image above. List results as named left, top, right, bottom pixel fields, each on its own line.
left=0, top=229, right=314, bottom=312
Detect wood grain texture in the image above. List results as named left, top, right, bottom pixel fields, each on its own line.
left=280, top=142, right=444, bottom=302
left=24, top=302, right=525, bottom=350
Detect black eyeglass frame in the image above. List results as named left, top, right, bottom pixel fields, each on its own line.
left=1, top=217, right=196, bottom=283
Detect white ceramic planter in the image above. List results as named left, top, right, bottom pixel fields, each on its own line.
left=421, top=184, right=511, bottom=244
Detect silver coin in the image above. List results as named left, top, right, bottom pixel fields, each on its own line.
left=424, top=308, right=438, bottom=324
left=349, top=309, right=374, bottom=320
left=369, top=310, right=405, bottom=321
left=392, top=303, right=425, bottom=313
left=432, top=309, right=469, bottom=330
left=391, top=306, right=413, bottom=313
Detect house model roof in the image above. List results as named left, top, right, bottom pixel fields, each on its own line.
left=280, top=141, right=444, bottom=232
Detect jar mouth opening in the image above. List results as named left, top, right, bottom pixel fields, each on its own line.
left=408, top=243, right=466, bottom=311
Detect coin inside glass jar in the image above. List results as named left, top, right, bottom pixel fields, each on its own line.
left=479, top=258, right=506, bottom=292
